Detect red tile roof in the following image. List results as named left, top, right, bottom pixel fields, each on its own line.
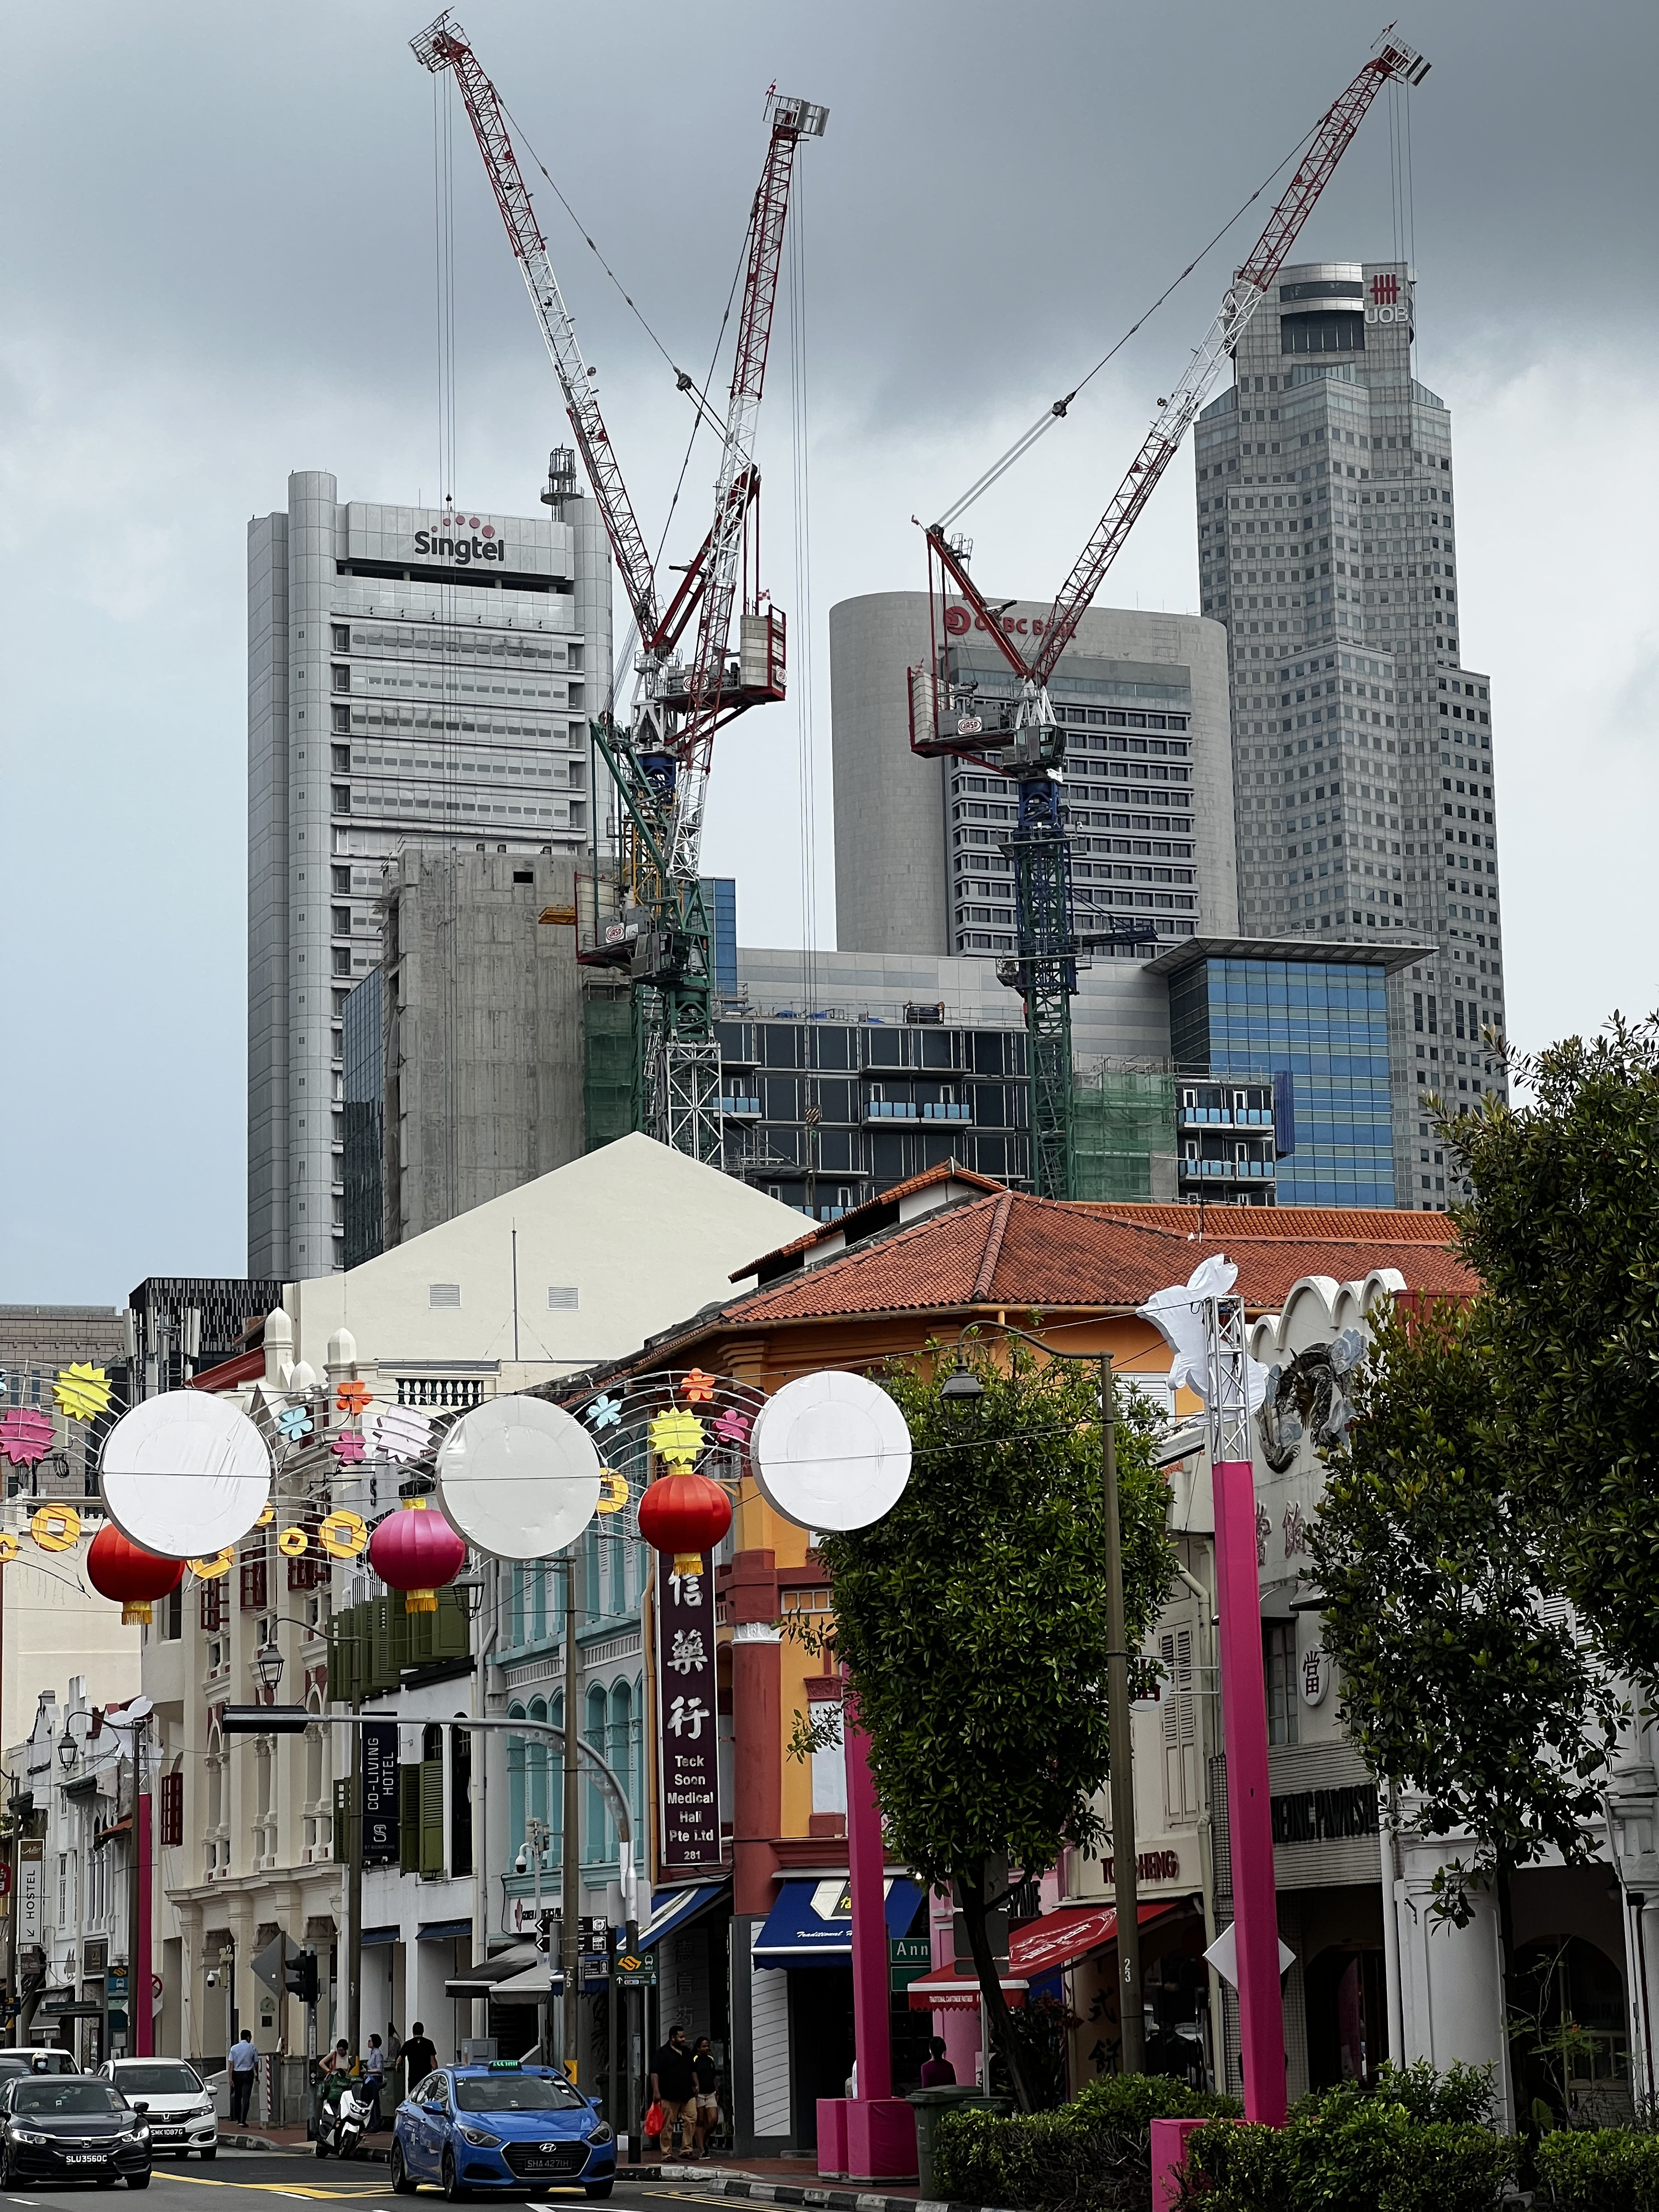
left=738, top=1160, right=1004, bottom=1279
left=714, top=1190, right=1476, bottom=1330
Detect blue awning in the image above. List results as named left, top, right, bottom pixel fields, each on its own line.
left=637, top=1881, right=729, bottom=1953
left=416, top=1918, right=472, bottom=1943
left=361, top=1926, right=400, bottom=1948
left=753, top=1875, right=922, bottom=1969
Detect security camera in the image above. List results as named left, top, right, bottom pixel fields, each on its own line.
left=205, top=1972, right=218, bottom=1989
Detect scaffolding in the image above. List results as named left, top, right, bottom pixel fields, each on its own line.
left=1073, top=1068, right=1177, bottom=1202
left=582, top=990, right=635, bottom=1153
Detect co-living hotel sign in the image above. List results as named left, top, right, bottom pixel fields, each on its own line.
left=655, top=1558, right=721, bottom=1876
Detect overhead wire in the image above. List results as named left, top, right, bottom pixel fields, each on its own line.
left=932, top=110, right=1328, bottom=531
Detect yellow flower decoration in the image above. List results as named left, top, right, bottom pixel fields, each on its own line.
left=54, top=1365, right=112, bottom=1424
left=319, top=1509, right=368, bottom=1559
left=0, top=1532, right=18, bottom=1564
left=30, top=1505, right=81, bottom=1553
left=277, top=1526, right=310, bottom=1557
left=596, top=1470, right=630, bottom=1515
left=190, top=1549, right=233, bottom=1579
left=649, top=1410, right=705, bottom=1467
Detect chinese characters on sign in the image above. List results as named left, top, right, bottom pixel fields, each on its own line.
left=361, top=1719, right=400, bottom=1866
left=655, top=1558, right=720, bottom=1875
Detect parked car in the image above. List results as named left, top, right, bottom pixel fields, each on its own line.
left=390, top=2062, right=615, bottom=2200
left=0, top=2074, right=152, bottom=2189
left=97, top=2060, right=217, bottom=2160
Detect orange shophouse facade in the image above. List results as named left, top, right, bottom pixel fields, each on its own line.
left=583, top=1166, right=1472, bottom=2151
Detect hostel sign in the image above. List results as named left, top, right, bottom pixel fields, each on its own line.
left=654, top=1559, right=720, bottom=1876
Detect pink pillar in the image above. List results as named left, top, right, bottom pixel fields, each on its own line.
left=135, top=1792, right=153, bottom=2058
left=1212, top=1457, right=1286, bottom=2125
left=817, top=1700, right=916, bottom=2180
left=844, top=1712, right=891, bottom=2100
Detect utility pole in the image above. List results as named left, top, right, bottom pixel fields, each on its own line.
left=126, top=1713, right=145, bottom=2060
left=559, top=1544, right=582, bottom=2080
left=346, top=1627, right=364, bottom=2059
left=1098, top=1356, right=1144, bottom=2075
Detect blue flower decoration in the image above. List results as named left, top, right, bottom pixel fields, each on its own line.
left=585, top=1392, right=622, bottom=1431
left=276, top=1404, right=315, bottom=1441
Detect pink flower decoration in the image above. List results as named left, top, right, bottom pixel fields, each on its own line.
left=332, top=1430, right=366, bottom=1465
left=712, top=1408, right=750, bottom=1447
left=0, top=1409, right=54, bottom=1467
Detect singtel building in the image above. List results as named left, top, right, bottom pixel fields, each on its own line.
left=247, top=470, right=611, bottom=1279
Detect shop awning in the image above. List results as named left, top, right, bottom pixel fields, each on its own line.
left=488, top=1961, right=611, bottom=2001
left=753, top=1875, right=923, bottom=1969
left=905, top=1901, right=1183, bottom=2011
left=416, top=1918, right=472, bottom=1943
left=637, top=1881, right=729, bottom=1953
left=361, top=1926, right=400, bottom=1948
left=444, top=1942, right=539, bottom=2000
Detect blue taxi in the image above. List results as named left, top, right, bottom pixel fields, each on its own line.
left=390, top=2062, right=615, bottom=2200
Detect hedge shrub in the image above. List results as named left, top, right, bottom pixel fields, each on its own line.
left=931, top=2075, right=1237, bottom=2212
left=1173, top=2078, right=1516, bottom=2212
left=1536, top=2127, right=1659, bottom=2210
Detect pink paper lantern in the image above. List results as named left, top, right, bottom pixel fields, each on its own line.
left=367, top=1500, right=465, bottom=1615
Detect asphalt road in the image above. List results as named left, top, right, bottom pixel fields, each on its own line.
left=0, top=2152, right=734, bottom=2212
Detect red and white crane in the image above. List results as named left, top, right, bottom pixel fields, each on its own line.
left=413, top=11, right=825, bottom=1157
left=907, top=29, right=1430, bottom=1201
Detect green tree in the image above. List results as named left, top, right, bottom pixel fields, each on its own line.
left=1446, top=1018, right=1659, bottom=1685
left=815, top=1339, right=1173, bottom=2112
left=1307, top=1298, right=1623, bottom=1936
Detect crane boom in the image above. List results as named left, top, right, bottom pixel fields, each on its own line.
left=1031, top=31, right=1428, bottom=683
left=412, top=12, right=661, bottom=644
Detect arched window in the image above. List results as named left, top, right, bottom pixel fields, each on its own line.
left=585, top=1685, right=609, bottom=1860
left=608, top=1682, right=633, bottom=1857
left=507, top=1701, right=526, bottom=1850
left=526, top=1697, right=549, bottom=1834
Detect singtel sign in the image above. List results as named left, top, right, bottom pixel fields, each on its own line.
left=411, top=528, right=512, bottom=567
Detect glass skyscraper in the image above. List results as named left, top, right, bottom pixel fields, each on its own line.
left=1164, top=944, right=1402, bottom=1207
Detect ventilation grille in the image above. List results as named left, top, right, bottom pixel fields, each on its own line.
left=428, top=1283, right=462, bottom=1310
left=546, top=1286, right=579, bottom=1312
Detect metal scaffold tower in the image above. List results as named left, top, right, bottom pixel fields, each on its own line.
left=907, top=33, right=1429, bottom=1197
left=414, top=12, right=824, bottom=1162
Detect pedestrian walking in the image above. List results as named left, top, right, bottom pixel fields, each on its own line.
left=919, top=2036, right=957, bottom=2088
left=227, top=2028, right=259, bottom=2126
left=691, top=2037, right=719, bottom=2156
left=400, top=2021, right=437, bottom=2100
left=649, top=2026, right=697, bottom=2157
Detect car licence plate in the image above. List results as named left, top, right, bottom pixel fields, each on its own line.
left=67, top=2154, right=108, bottom=2164
left=152, top=2127, right=183, bottom=2139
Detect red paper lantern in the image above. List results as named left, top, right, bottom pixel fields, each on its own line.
left=637, top=1470, right=732, bottom=1577
left=87, top=1522, right=185, bottom=1626
left=368, top=1499, right=466, bottom=1614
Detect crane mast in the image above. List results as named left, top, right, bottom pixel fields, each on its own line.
left=414, top=12, right=823, bottom=1165
left=909, top=32, right=1429, bottom=1197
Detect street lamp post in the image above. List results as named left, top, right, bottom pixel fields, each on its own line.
left=942, top=1325, right=1146, bottom=2077
left=515, top=1817, right=552, bottom=2063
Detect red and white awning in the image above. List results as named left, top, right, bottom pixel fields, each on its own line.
left=905, top=1901, right=1182, bottom=2011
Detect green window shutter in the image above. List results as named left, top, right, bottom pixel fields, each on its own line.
left=435, top=1587, right=468, bottom=1661
left=420, top=1760, right=445, bottom=1876
left=400, top=1765, right=422, bottom=1874
left=333, top=1777, right=351, bottom=1864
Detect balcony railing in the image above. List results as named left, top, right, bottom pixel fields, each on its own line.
left=1179, top=1156, right=1276, bottom=1180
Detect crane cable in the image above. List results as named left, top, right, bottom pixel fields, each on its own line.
left=932, top=112, right=1327, bottom=533
left=495, top=90, right=728, bottom=440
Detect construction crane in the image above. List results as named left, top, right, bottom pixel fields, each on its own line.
left=909, top=32, right=1430, bottom=1199
left=413, top=12, right=824, bottom=1159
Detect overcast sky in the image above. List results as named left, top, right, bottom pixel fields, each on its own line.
left=2, top=0, right=1655, bottom=1302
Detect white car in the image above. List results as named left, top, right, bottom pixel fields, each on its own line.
left=96, top=2060, right=217, bottom=2159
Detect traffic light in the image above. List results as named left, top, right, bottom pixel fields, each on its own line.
left=285, top=1950, right=319, bottom=2005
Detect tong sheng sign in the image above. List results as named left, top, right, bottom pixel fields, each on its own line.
left=655, top=1558, right=720, bottom=1875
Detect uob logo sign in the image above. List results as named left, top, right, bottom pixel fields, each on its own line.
left=1366, top=272, right=1408, bottom=326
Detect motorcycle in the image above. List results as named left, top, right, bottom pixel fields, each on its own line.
left=315, top=2080, right=377, bottom=2160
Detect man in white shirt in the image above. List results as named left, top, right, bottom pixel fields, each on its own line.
left=228, top=2031, right=258, bottom=2126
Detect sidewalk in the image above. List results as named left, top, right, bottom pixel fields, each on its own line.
left=218, top=2122, right=387, bottom=2158
left=630, top=2161, right=1019, bottom=2212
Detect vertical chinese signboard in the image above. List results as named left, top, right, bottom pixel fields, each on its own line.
left=655, top=1557, right=720, bottom=1875
left=361, top=1720, right=400, bottom=1866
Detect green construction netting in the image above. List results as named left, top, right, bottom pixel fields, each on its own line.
left=1072, top=1070, right=1177, bottom=1202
